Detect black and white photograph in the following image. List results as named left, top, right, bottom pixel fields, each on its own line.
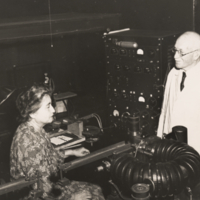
left=0, top=1, right=200, bottom=199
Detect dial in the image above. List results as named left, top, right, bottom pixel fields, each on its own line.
left=113, top=110, right=120, bottom=117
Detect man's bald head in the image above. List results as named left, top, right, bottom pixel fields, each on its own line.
left=174, top=31, right=200, bottom=70
left=177, top=31, right=200, bottom=51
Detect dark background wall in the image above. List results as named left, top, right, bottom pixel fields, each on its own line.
left=0, top=0, right=195, bottom=30
left=0, top=0, right=198, bottom=93
left=0, top=34, right=105, bottom=93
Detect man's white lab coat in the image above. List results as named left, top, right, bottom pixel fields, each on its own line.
left=157, top=64, right=200, bottom=153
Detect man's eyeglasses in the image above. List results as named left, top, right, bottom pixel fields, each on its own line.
left=172, top=47, right=199, bottom=57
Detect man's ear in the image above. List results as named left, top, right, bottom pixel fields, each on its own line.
left=193, top=50, right=200, bottom=60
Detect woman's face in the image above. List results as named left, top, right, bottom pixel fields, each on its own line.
left=30, top=94, right=55, bottom=126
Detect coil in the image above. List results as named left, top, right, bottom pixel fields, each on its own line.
left=110, top=139, right=200, bottom=198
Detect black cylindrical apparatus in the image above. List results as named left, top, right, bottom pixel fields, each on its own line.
left=172, top=126, right=187, bottom=143
left=127, top=114, right=140, bottom=133
left=115, top=41, right=138, bottom=48
left=131, top=184, right=150, bottom=200
left=127, top=113, right=141, bottom=144
left=110, top=139, right=200, bottom=198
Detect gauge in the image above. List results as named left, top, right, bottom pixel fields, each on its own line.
left=113, top=110, right=120, bottom=117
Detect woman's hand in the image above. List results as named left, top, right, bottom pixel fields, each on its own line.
left=73, top=190, right=91, bottom=200
left=64, top=147, right=90, bottom=157
left=73, top=147, right=90, bottom=157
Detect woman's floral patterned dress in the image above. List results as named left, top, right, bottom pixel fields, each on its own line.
left=10, top=122, right=105, bottom=200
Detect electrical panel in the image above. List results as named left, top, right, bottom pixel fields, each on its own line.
left=104, top=29, right=180, bottom=136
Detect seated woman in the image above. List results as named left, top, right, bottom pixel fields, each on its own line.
left=10, top=84, right=105, bottom=200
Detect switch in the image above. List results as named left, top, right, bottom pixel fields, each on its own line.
left=120, top=49, right=127, bottom=56
left=110, top=48, right=118, bottom=55
left=134, top=65, right=142, bottom=72
left=123, top=65, right=130, bottom=71
left=115, top=65, right=121, bottom=70
left=141, top=110, right=149, bottom=120
left=148, top=97, right=157, bottom=107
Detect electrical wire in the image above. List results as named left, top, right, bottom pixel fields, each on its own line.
left=78, top=113, right=103, bottom=130
left=48, top=0, right=53, bottom=47
left=92, top=113, right=103, bottom=130
left=93, top=113, right=101, bottom=122
left=121, top=112, right=130, bottom=123
left=108, top=180, right=132, bottom=200
left=92, top=113, right=103, bottom=129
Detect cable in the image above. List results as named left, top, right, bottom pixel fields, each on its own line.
left=79, top=113, right=103, bottom=130
left=48, top=0, right=53, bottom=47
left=108, top=180, right=132, bottom=200
left=92, top=114, right=103, bottom=130
left=92, top=113, right=103, bottom=129
left=93, top=113, right=101, bottom=122
left=92, top=113, right=102, bottom=128
left=121, top=112, right=130, bottom=123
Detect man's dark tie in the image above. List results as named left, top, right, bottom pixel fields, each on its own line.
left=180, top=71, right=186, bottom=91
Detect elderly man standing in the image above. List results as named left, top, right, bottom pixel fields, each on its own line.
left=157, top=31, right=200, bottom=153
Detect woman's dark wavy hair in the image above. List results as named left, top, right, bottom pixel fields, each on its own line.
left=16, top=83, right=52, bottom=123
